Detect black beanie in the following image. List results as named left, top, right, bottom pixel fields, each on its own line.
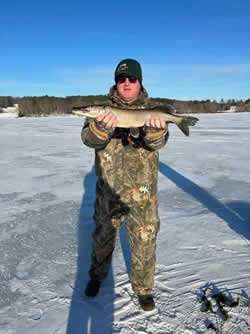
left=114, top=58, right=143, bottom=84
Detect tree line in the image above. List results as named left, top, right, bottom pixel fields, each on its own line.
left=0, top=95, right=249, bottom=116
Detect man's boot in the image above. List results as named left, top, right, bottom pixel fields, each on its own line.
left=138, top=294, right=155, bottom=311
left=85, top=279, right=101, bottom=297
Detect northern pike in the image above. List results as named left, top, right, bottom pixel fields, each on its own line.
left=72, top=105, right=199, bottom=136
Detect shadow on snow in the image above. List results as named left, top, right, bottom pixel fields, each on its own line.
left=66, top=166, right=131, bottom=334
left=159, top=162, right=250, bottom=241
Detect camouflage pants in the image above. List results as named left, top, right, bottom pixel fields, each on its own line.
left=89, top=178, right=160, bottom=296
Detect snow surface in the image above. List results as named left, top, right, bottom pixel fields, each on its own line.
left=0, top=113, right=250, bottom=334
left=0, top=113, right=18, bottom=118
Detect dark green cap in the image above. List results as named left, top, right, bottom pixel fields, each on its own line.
left=114, top=58, right=143, bottom=84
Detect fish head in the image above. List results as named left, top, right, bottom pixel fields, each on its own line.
left=78, top=105, right=107, bottom=118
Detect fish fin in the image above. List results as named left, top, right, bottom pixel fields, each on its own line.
left=177, top=116, right=199, bottom=136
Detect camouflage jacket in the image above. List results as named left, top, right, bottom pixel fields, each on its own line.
left=81, top=86, right=169, bottom=202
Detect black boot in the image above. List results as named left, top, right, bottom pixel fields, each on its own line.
left=85, top=279, right=101, bottom=297
left=138, top=294, right=155, bottom=311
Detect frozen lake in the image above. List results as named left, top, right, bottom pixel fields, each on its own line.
left=0, top=113, right=249, bottom=333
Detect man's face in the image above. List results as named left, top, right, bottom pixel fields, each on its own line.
left=116, top=75, right=141, bottom=104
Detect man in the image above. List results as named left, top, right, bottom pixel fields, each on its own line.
left=81, top=58, right=169, bottom=311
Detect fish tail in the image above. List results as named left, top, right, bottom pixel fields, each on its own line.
left=177, top=116, right=199, bottom=136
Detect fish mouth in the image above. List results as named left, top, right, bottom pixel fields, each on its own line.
left=72, top=106, right=89, bottom=111
left=72, top=106, right=88, bottom=110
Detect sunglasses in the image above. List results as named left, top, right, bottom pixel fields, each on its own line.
left=116, top=75, right=138, bottom=84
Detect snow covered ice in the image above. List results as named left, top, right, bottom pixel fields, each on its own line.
left=0, top=113, right=249, bottom=333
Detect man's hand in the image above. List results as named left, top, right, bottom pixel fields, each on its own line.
left=144, top=117, right=167, bottom=130
left=95, top=111, right=118, bottom=130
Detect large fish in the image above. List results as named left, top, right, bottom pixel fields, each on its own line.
left=72, top=105, right=199, bottom=136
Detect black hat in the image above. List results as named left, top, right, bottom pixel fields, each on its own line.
left=115, top=58, right=143, bottom=84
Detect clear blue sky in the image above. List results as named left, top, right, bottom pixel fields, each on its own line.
left=1, top=0, right=249, bottom=101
